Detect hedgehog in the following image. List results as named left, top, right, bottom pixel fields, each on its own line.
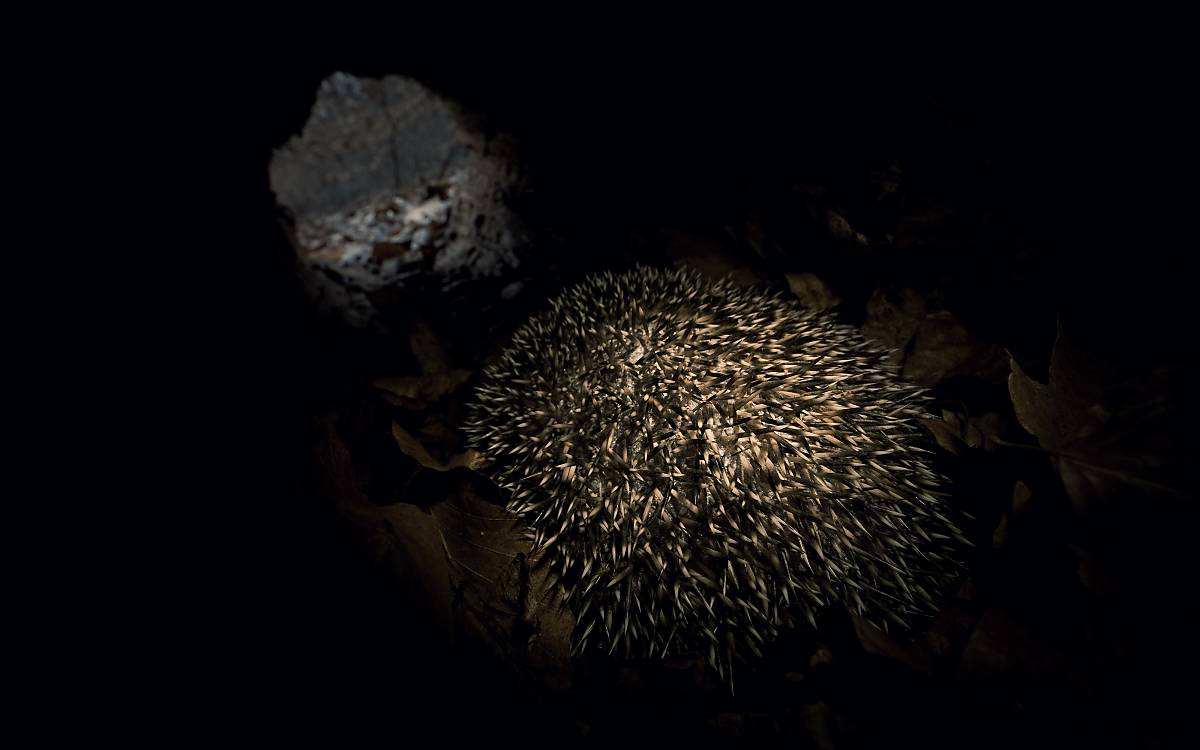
left=464, top=265, right=970, bottom=682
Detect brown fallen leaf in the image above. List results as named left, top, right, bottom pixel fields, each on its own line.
left=989, top=481, right=1030, bottom=552
left=662, top=228, right=763, bottom=288
left=826, top=208, right=868, bottom=246
left=850, top=614, right=931, bottom=674
left=392, top=422, right=480, bottom=472
left=958, top=606, right=1085, bottom=698
left=891, top=202, right=954, bottom=249
left=808, top=647, right=834, bottom=667
left=786, top=272, right=842, bottom=311
left=1008, top=330, right=1099, bottom=461
left=990, top=514, right=1009, bottom=549
left=373, top=369, right=472, bottom=403
left=799, top=701, right=845, bottom=750
left=919, top=416, right=964, bottom=456
left=430, top=479, right=574, bottom=693
left=319, top=423, right=572, bottom=693
left=964, top=412, right=1003, bottom=450
left=921, top=409, right=1003, bottom=456
left=410, top=315, right=453, bottom=375
left=419, top=412, right=460, bottom=450
left=1007, top=326, right=1191, bottom=600
left=313, top=425, right=453, bottom=631
left=1006, top=324, right=1182, bottom=511
left=373, top=313, right=473, bottom=407
left=861, top=287, right=925, bottom=353
left=903, top=310, right=1007, bottom=386
left=861, top=287, right=1006, bottom=386
left=1011, top=479, right=1033, bottom=516
left=1067, top=543, right=1116, bottom=598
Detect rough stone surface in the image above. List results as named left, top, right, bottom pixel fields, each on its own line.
left=270, top=72, right=526, bottom=328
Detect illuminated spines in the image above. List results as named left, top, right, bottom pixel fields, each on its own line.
left=464, top=266, right=969, bottom=683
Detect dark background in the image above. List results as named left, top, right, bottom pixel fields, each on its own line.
left=189, top=39, right=1191, bottom=743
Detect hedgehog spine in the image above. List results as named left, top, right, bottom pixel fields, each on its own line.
left=464, top=265, right=969, bottom=681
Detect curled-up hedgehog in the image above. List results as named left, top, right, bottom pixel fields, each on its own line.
left=464, top=265, right=970, bottom=683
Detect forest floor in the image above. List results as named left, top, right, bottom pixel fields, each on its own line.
left=237, top=66, right=1193, bottom=747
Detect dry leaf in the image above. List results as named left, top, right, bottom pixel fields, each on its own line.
left=862, top=287, right=1005, bottom=386
left=1007, top=326, right=1193, bottom=607
left=992, top=477, right=1035, bottom=549
left=1008, top=333, right=1099, bottom=458
left=410, top=315, right=453, bottom=374
left=392, top=422, right=480, bottom=471
left=851, top=614, right=931, bottom=674
left=430, top=481, right=574, bottom=692
left=313, top=425, right=453, bottom=630
left=861, top=287, right=925, bottom=353
left=919, top=417, right=964, bottom=456
left=826, top=208, right=868, bottom=246
left=377, top=503, right=455, bottom=628
left=941, top=409, right=963, bottom=432
left=903, top=310, right=1006, bottom=386
left=662, top=228, right=763, bottom=287
left=990, top=514, right=1010, bottom=549
left=372, top=314, right=471, bottom=407
left=1011, top=480, right=1033, bottom=516
left=786, top=272, right=842, bottom=311
left=318, top=424, right=571, bottom=691
left=958, top=606, right=1084, bottom=699
left=920, top=410, right=1002, bottom=455
left=373, top=369, right=472, bottom=403
left=1006, top=325, right=1159, bottom=515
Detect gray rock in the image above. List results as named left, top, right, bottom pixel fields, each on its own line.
left=270, top=72, right=527, bottom=328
